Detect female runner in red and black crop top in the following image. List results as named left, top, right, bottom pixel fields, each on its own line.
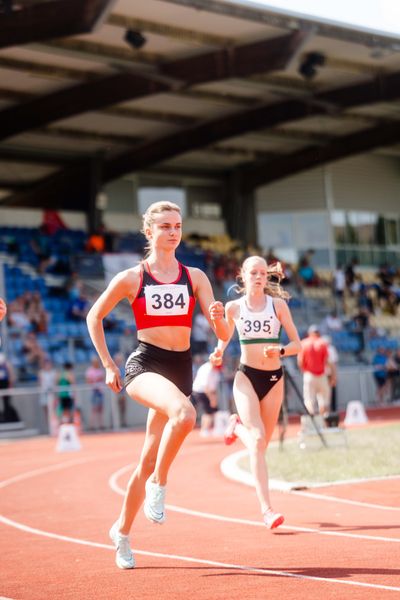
left=86, top=201, right=229, bottom=570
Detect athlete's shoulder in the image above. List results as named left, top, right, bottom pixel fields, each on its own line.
left=225, top=299, right=241, bottom=317
left=186, top=266, right=209, bottom=285
left=110, top=264, right=141, bottom=289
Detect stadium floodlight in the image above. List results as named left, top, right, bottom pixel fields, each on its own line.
left=298, top=51, right=325, bottom=80
left=124, top=29, right=147, bottom=50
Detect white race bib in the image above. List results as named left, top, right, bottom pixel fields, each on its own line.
left=144, top=284, right=190, bottom=316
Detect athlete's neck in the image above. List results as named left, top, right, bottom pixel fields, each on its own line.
left=147, top=252, right=179, bottom=275
left=245, top=290, right=266, bottom=310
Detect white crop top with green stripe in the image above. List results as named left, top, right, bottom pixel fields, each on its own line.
left=234, top=295, right=282, bottom=345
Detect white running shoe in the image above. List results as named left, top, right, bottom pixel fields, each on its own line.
left=263, top=508, right=284, bottom=530
left=109, top=521, right=135, bottom=569
left=143, top=479, right=166, bottom=524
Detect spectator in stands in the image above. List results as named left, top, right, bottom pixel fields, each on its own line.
left=392, top=349, right=400, bottom=401
left=381, top=291, right=399, bottom=316
left=85, top=357, right=105, bottom=431
left=30, top=226, right=52, bottom=274
left=57, top=362, right=75, bottom=424
left=350, top=307, right=369, bottom=363
left=21, top=332, right=46, bottom=372
left=38, top=358, right=57, bottom=427
left=7, top=297, right=31, bottom=332
left=297, top=250, right=319, bottom=287
left=298, top=325, right=331, bottom=416
left=26, top=291, right=49, bottom=334
left=357, top=285, right=374, bottom=314
left=85, top=225, right=107, bottom=254
left=372, top=347, right=389, bottom=405
left=333, top=264, right=346, bottom=309
left=191, top=357, right=220, bottom=436
left=0, top=352, right=19, bottom=423
left=322, top=310, right=343, bottom=333
left=322, top=335, right=339, bottom=412
left=0, top=297, right=6, bottom=322
left=345, top=258, right=358, bottom=291
left=68, top=289, right=90, bottom=321
left=385, top=350, right=399, bottom=402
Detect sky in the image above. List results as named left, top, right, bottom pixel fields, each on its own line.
left=227, top=1, right=400, bottom=38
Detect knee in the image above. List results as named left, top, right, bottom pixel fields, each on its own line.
left=171, top=404, right=196, bottom=433
left=249, top=432, right=266, bottom=455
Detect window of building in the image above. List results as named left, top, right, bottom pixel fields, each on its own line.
left=191, top=202, right=221, bottom=219
left=137, top=187, right=187, bottom=218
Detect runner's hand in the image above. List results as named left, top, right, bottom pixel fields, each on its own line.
left=105, top=364, right=123, bottom=393
left=263, top=345, right=281, bottom=359
left=209, top=301, right=224, bottom=321
left=209, top=347, right=223, bottom=366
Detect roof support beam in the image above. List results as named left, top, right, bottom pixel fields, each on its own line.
left=0, top=30, right=305, bottom=142
left=103, top=70, right=400, bottom=182
left=6, top=70, right=400, bottom=208
left=0, top=74, right=170, bottom=142
left=0, top=0, right=117, bottom=49
left=240, top=121, right=400, bottom=193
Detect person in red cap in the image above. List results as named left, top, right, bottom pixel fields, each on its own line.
left=298, top=325, right=332, bottom=415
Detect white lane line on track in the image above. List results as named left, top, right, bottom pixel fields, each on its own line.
left=1, top=514, right=399, bottom=594
left=293, top=490, right=400, bottom=511
left=109, top=464, right=400, bottom=544
left=221, top=449, right=400, bottom=511
left=0, top=457, right=97, bottom=489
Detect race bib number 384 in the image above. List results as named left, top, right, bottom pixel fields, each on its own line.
left=144, top=284, right=190, bottom=316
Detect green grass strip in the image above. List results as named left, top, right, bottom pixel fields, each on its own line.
left=237, top=424, right=400, bottom=484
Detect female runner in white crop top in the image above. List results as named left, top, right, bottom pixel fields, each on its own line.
left=210, top=256, right=301, bottom=529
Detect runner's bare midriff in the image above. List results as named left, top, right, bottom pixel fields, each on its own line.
left=138, top=326, right=192, bottom=351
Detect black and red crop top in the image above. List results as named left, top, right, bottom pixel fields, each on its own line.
left=131, top=262, right=196, bottom=331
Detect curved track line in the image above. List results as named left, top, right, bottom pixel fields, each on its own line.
left=1, top=514, right=399, bottom=594
left=109, top=464, right=400, bottom=544
left=0, top=456, right=98, bottom=489
left=221, top=449, right=400, bottom=511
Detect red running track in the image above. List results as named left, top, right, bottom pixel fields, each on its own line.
left=1, top=424, right=400, bottom=600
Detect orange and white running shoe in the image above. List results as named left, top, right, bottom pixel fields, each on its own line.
left=224, top=414, right=240, bottom=446
left=263, top=508, right=284, bottom=530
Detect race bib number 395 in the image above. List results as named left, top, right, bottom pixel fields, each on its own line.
left=144, top=284, right=190, bottom=316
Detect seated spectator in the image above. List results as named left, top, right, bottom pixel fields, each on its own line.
left=372, top=347, right=389, bottom=405
left=386, top=350, right=400, bottom=402
left=381, top=291, right=399, bottom=316
left=345, top=258, right=358, bottom=291
left=297, top=251, right=320, bottom=287
left=30, top=226, right=52, bottom=274
left=333, top=265, right=346, bottom=301
left=7, top=298, right=31, bottom=332
left=25, top=291, right=49, bottom=334
left=350, top=308, right=369, bottom=362
left=68, top=291, right=90, bottom=321
left=85, top=357, right=105, bottom=430
left=322, top=310, right=343, bottom=333
left=21, top=332, right=46, bottom=372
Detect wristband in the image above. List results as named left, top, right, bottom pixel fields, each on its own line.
left=280, top=347, right=285, bottom=356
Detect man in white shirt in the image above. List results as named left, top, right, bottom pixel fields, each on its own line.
left=192, top=359, right=221, bottom=436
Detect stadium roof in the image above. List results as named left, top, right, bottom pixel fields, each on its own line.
left=1, top=0, right=400, bottom=211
